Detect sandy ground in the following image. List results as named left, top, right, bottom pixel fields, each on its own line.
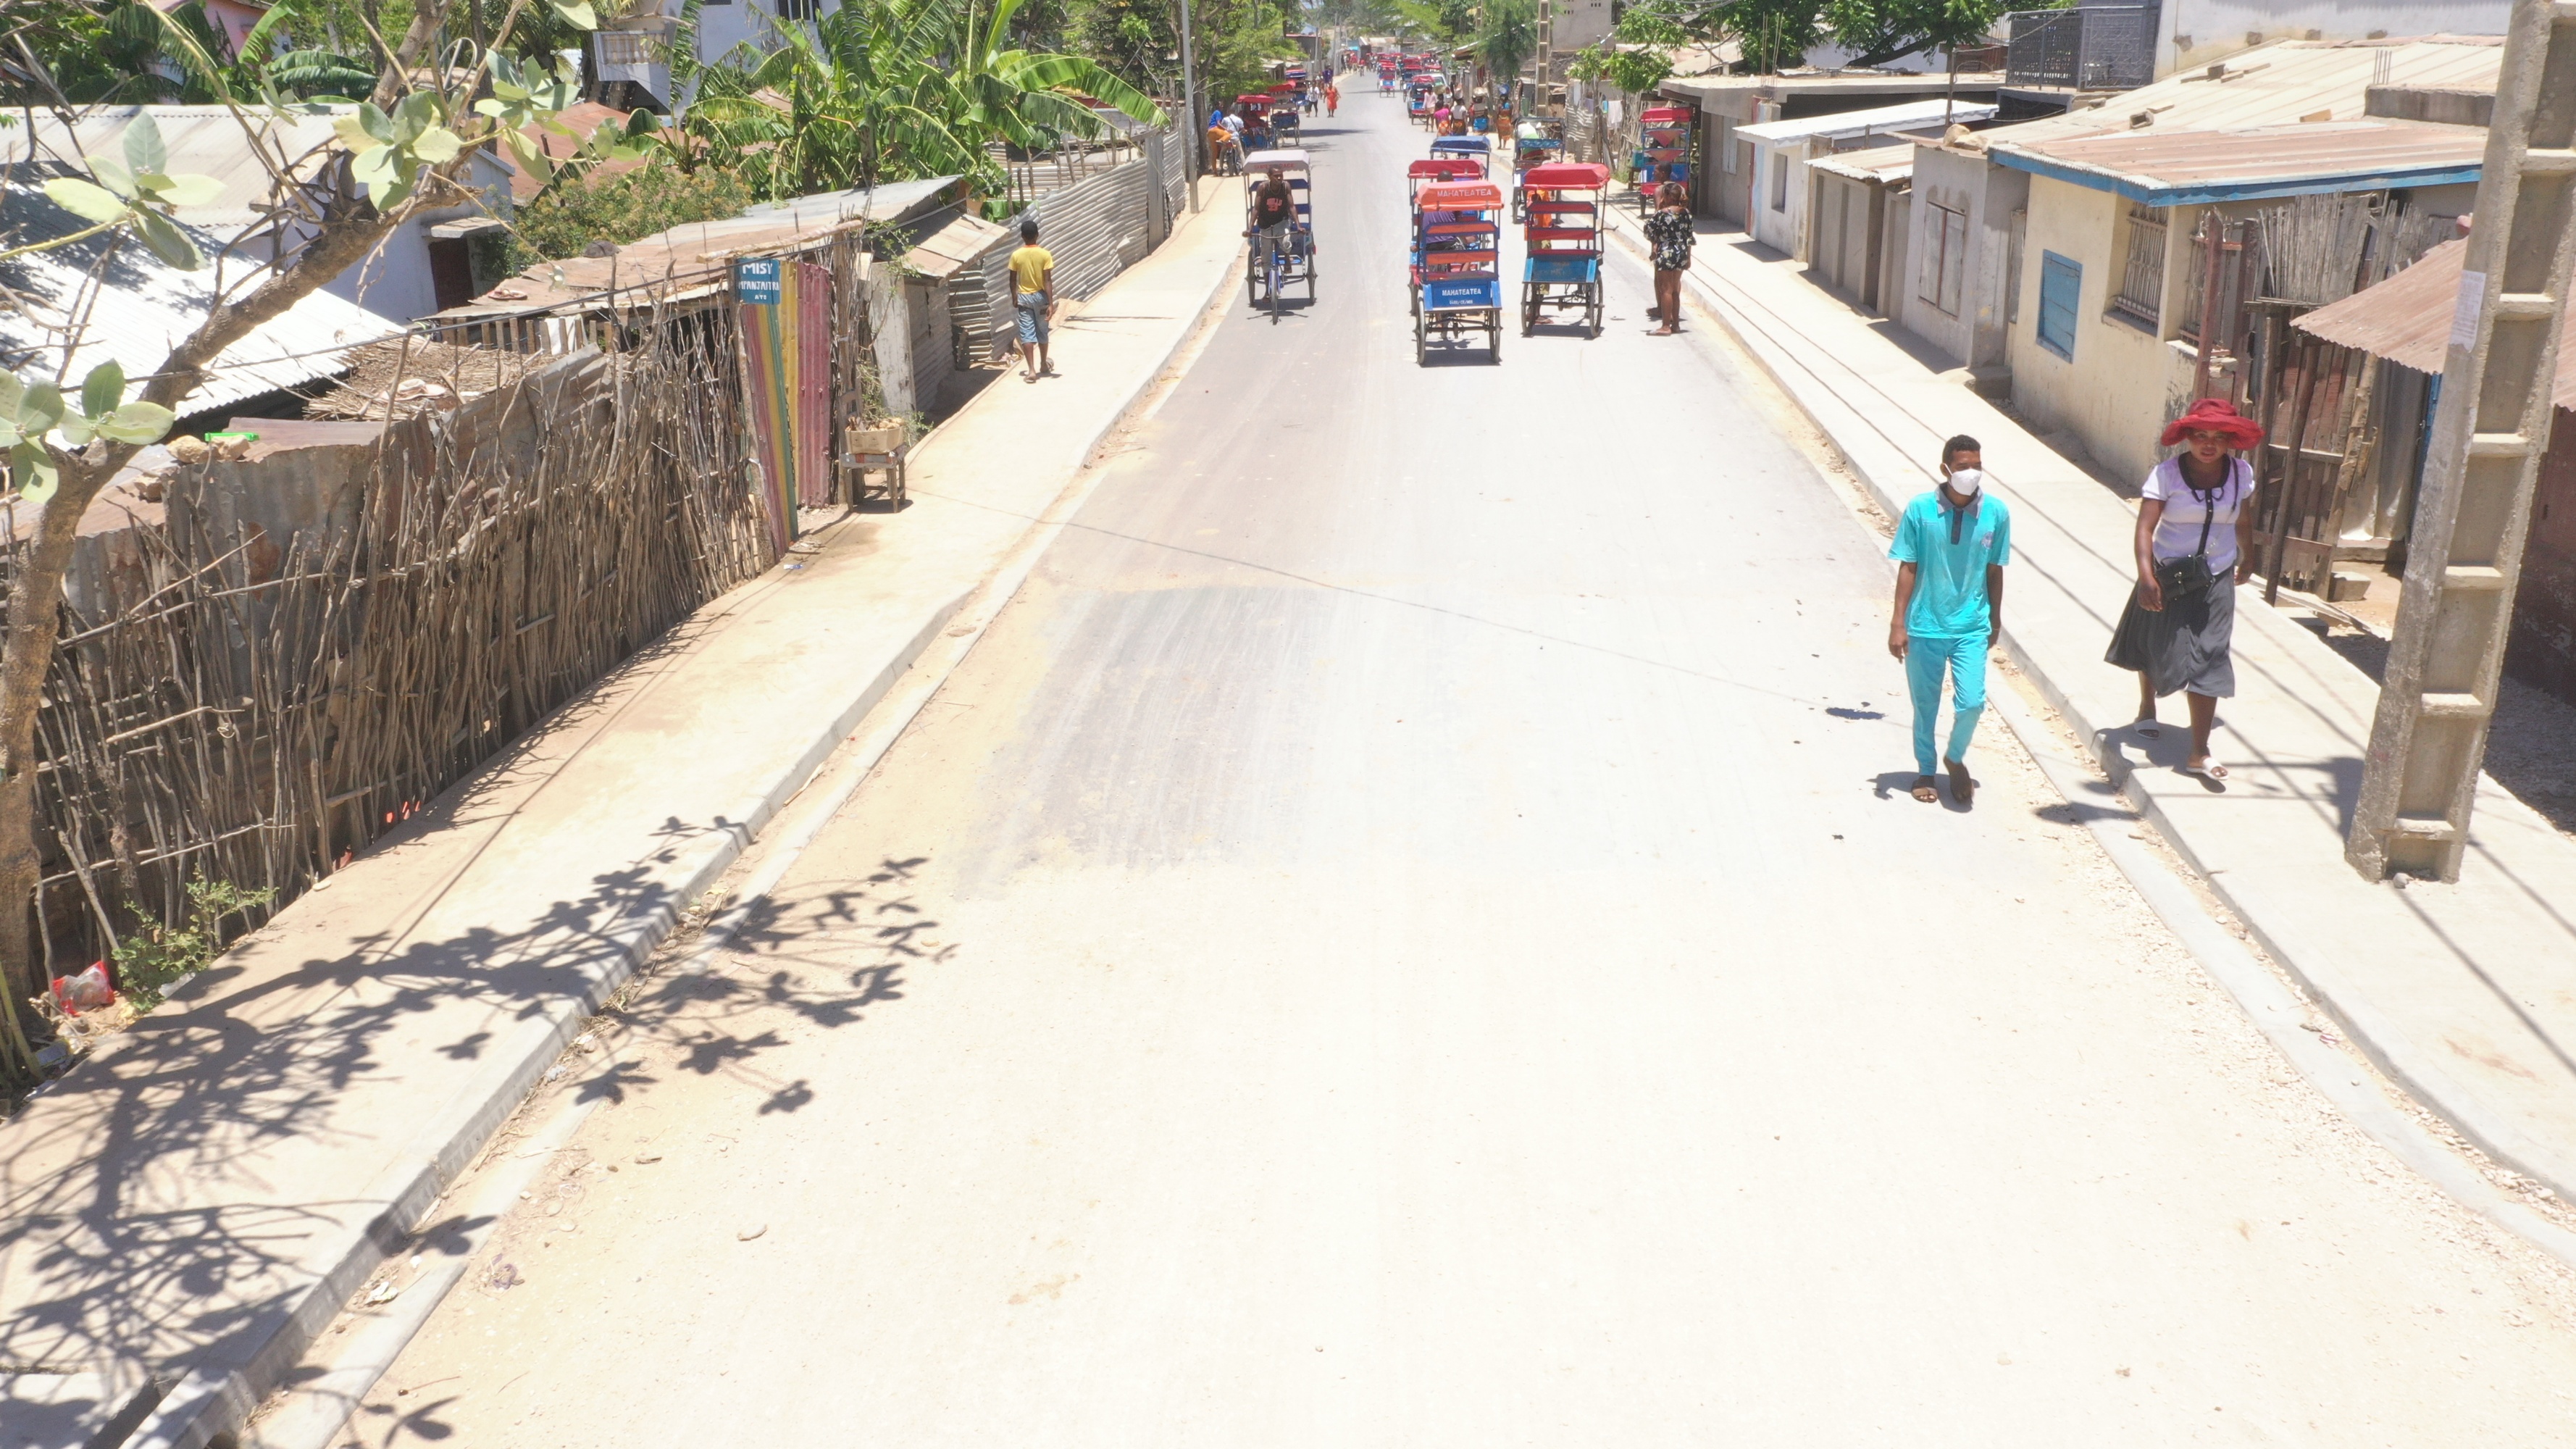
left=311, top=95, right=2576, bottom=1448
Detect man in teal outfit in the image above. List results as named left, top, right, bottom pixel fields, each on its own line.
left=1887, top=436, right=2010, bottom=805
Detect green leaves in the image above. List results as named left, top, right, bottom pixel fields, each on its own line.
left=80, top=360, right=123, bottom=421
left=13, top=445, right=59, bottom=504
left=33, top=114, right=223, bottom=270
left=134, top=209, right=203, bottom=270
left=9, top=380, right=66, bottom=505
left=43, top=178, right=129, bottom=224
left=96, top=401, right=178, bottom=446
left=551, top=0, right=601, bottom=29
left=1, top=362, right=177, bottom=503
left=123, top=111, right=168, bottom=175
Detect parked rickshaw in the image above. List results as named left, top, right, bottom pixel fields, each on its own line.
left=1430, top=134, right=1490, bottom=168
left=1634, top=105, right=1695, bottom=217
left=1410, top=177, right=1504, bottom=364
left=1405, top=79, right=1436, bottom=126
left=1243, top=149, right=1315, bottom=322
left=1518, top=162, right=1608, bottom=337
left=1510, top=118, right=1563, bottom=220
left=1235, top=92, right=1275, bottom=151
left=1407, top=156, right=1484, bottom=206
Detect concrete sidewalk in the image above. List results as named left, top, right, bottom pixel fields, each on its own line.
left=0, top=180, right=1245, bottom=1449
left=1610, top=209, right=2576, bottom=1206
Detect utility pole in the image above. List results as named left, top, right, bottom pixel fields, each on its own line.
left=2346, top=0, right=2576, bottom=882
left=1177, top=0, right=1201, bottom=211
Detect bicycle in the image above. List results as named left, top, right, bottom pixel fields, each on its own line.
left=1261, top=227, right=1287, bottom=324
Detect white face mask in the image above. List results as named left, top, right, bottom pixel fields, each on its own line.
left=1945, top=467, right=1984, bottom=499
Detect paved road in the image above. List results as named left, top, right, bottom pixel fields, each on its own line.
left=346, top=90, right=2576, bottom=1447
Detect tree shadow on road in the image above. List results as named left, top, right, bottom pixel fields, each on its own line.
left=0, top=822, right=943, bottom=1433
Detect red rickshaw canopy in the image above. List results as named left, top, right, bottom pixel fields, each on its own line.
left=1521, top=162, right=1612, bottom=188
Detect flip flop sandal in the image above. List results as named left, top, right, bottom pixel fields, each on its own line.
left=2180, top=759, right=2230, bottom=781
left=2131, top=717, right=2162, bottom=738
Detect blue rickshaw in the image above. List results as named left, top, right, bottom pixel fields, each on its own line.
left=1410, top=177, right=1503, bottom=364
left=1243, top=149, right=1315, bottom=322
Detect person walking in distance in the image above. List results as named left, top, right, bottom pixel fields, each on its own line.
left=1325, top=78, right=1339, bottom=117
left=1643, top=182, right=1693, bottom=335
left=1888, top=436, right=2011, bottom=804
left=1009, top=219, right=1056, bottom=383
left=2104, top=397, right=2262, bottom=780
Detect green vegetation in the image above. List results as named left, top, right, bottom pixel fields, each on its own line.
left=1820, top=0, right=2011, bottom=70
left=505, top=162, right=755, bottom=267
left=110, top=876, right=278, bottom=1011
left=1, top=0, right=579, bottom=105
left=1566, top=0, right=2004, bottom=83
left=672, top=0, right=1171, bottom=204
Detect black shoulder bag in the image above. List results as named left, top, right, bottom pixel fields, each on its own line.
left=2154, top=462, right=2232, bottom=596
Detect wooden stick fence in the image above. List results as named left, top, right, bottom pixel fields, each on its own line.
left=12, top=306, right=778, bottom=968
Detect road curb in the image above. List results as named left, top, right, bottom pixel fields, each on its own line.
left=1608, top=212, right=2576, bottom=1240
left=106, top=202, right=1250, bottom=1449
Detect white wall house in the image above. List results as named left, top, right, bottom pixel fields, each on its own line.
left=603, top=0, right=835, bottom=113
left=0, top=107, right=515, bottom=325
left=1995, top=124, right=2478, bottom=487
left=1737, top=97, right=1995, bottom=259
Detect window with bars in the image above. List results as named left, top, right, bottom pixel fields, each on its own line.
left=2174, top=212, right=2210, bottom=343
left=2109, top=201, right=2166, bottom=329
left=778, top=0, right=819, bottom=17
left=1918, top=201, right=1966, bottom=317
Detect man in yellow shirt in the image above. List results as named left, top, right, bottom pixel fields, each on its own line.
left=1008, top=219, right=1056, bottom=383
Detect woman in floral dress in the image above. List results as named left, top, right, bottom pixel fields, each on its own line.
left=1642, top=182, right=1693, bottom=335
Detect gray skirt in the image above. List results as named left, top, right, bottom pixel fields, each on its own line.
left=2105, top=575, right=2236, bottom=698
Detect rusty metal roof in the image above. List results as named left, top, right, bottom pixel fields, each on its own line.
left=1989, top=117, right=2488, bottom=204
left=2294, top=238, right=2576, bottom=409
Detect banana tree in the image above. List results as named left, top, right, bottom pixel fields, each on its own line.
left=937, top=0, right=1168, bottom=152
left=684, top=0, right=992, bottom=198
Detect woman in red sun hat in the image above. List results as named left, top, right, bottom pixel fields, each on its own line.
left=2104, top=397, right=2264, bottom=782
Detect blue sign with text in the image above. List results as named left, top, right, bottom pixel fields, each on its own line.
left=735, top=258, right=784, bottom=306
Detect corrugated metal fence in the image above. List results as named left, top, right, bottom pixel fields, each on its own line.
left=1027, top=161, right=1151, bottom=300
left=954, top=122, right=1192, bottom=362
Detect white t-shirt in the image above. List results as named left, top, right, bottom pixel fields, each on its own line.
left=2141, top=456, right=2253, bottom=571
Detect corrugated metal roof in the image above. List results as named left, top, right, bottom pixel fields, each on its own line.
left=1989, top=118, right=2487, bottom=204
left=1738, top=97, right=1996, bottom=143
left=2294, top=238, right=2576, bottom=409
left=1966, top=36, right=2504, bottom=149
left=1811, top=142, right=1917, bottom=183
left=0, top=170, right=404, bottom=414
left=435, top=179, right=967, bottom=321
left=737, top=176, right=965, bottom=228
left=903, top=212, right=1012, bottom=280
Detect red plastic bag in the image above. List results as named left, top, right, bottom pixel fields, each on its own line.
left=51, top=961, right=114, bottom=1014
